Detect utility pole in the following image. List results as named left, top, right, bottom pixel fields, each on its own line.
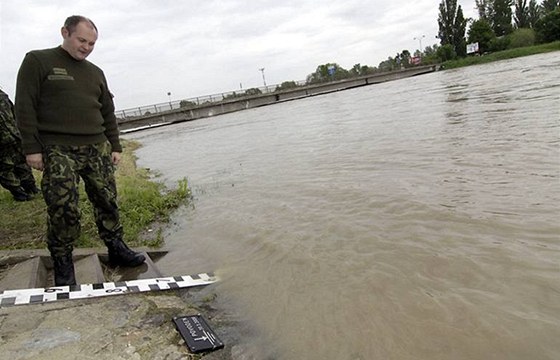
left=413, top=35, right=426, bottom=53
left=259, top=67, right=267, bottom=91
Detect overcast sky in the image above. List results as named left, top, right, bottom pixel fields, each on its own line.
left=0, top=0, right=478, bottom=110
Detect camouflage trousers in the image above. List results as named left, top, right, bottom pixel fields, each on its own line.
left=42, top=142, right=123, bottom=258
left=0, top=142, right=35, bottom=190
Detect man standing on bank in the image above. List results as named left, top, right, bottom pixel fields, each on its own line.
left=15, top=15, right=145, bottom=286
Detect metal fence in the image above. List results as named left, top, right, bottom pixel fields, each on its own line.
left=116, top=64, right=435, bottom=120
left=116, top=80, right=307, bottom=119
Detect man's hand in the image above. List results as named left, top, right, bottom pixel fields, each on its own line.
left=111, top=152, right=121, bottom=165
left=26, top=153, right=44, bottom=171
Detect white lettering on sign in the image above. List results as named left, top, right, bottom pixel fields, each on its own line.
left=193, top=317, right=204, bottom=331
left=183, top=318, right=198, bottom=337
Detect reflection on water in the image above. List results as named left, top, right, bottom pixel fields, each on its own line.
left=126, top=52, right=560, bottom=359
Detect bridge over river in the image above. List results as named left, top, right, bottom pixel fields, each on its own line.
left=117, top=65, right=439, bottom=133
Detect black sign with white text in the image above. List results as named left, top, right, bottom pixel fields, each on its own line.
left=173, top=314, right=224, bottom=353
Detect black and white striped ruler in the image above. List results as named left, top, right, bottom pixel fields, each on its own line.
left=0, top=273, right=217, bottom=307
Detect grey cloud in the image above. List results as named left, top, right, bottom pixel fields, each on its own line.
left=0, top=0, right=478, bottom=109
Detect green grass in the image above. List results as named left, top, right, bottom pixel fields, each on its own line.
left=0, top=140, right=191, bottom=250
left=441, top=41, right=560, bottom=69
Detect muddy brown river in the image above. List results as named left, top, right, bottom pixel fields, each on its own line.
left=126, top=52, right=560, bottom=359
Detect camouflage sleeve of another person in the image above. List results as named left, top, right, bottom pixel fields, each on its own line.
left=0, top=91, right=19, bottom=146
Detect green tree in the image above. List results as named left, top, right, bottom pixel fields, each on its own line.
left=399, top=50, right=412, bottom=67
left=179, top=100, right=197, bottom=108
left=534, top=7, right=560, bottom=42
left=514, top=0, right=531, bottom=28
left=439, top=0, right=455, bottom=45
left=437, top=44, right=457, bottom=61
left=438, top=0, right=468, bottom=57
left=350, top=64, right=361, bottom=77
left=223, top=91, right=243, bottom=100
left=362, top=64, right=378, bottom=75
left=475, top=0, right=514, bottom=35
left=244, top=88, right=262, bottom=96
left=378, top=57, right=395, bottom=71
left=348, top=63, right=377, bottom=77
left=489, top=34, right=511, bottom=50
left=528, top=0, right=541, bottom=27
left=421, top=44, right=441, bottom=64
left=454, top=7, right=468, bottom=56
left=468, top=18, right=496, bottom=52
left=306, top=63, right=349, bottom=84
left=541, top=0, right=560, bottom=12
left=493, top=0, right=514, bottom=36
left=508, top=28, right=537, bottom=47
left=476, top=0, right=494, bottom=20
left=275, top=81, right=299, bottom=92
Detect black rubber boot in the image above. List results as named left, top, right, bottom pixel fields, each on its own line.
left=106, top=239, right=146, bottom=267
left=8, top=186, right=32, bottom=202
left=53, top=254, right=77, bottom=286
left=21, top=181, right=40, bottom=195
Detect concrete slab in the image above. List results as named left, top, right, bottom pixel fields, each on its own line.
left=0, top=248, right=169, bottom=291
left=74, top=254, right=106, bottom=284
left=0, top=249, right=259, bottom=359
left=0, top=257, right=47, bottom=291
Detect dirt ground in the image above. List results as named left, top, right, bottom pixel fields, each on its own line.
left=0, top=283, right=265, bottom=359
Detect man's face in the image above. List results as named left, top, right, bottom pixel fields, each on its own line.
left=61, top=21, right=98, bottom=61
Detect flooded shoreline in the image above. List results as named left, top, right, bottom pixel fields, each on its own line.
left=127, top=52, right=560, bottom=359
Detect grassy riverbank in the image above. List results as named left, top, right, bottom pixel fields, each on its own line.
left=0, top=140, right=191, bottom=250
left=441, top=41, right=560, bottom=69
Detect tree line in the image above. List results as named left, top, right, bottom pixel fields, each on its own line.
left=304, top=0, right=559, bottom=85
left=175, top=0, right=558, bottom=105
left=437, top=0, right=559, bottom=59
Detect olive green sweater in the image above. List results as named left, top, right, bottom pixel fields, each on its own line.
left=15, top=46, right=122, bottom=154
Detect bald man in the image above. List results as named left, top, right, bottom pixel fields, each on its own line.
left=15, top=15, right=145, bottom=286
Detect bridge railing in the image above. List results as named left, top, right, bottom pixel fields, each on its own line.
left=116, top=80, right=307, bottom=119
left=115, top=64, right=438, bottom=120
